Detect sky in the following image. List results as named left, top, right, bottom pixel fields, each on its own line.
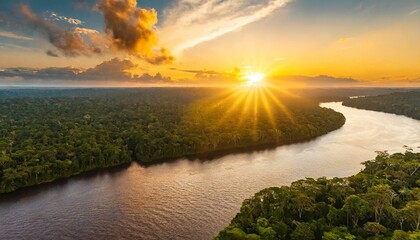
left=0, top=0, right=419, bottom=87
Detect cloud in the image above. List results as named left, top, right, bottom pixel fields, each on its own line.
left=19, top=4, right=104, bottom=57
left=159, top=0, right=292, bottom=54
left=0, top=58, right=172, bottom=83
left=73, top=27, right=99, bottom=35
left=268, top=75, right=360, bottom=87
left=0, top=31, right=33, bottom=40
left=15, top=1, right=173, bottom=64
left=99, top=0, right=174, bottom=64
left=46, top=11, right=83, bottom=25
left=89, top=58, right=172, bottom=82
left=172, top=67, right=241, bottom=85
left=0, top=42, right=33, bottom=51
left=173, top=69, right=362, bottom=87
left=46, top=49, right=60, bottom=57
left=408, top=7, right=420, bottom=16
left=3, top=61, right=417, bottom=87
left=82, top=58, right=136, bottom=80
left=0, top=66, right=80, bottom=80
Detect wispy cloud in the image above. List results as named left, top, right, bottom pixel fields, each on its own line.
left=408, top=7, right=420, bottom=16
left=159, top=0, right=292, bottom=55
left=0, top=42, right=33, bottom=51
left=46, top=11, right=83, bottom=25
left=0, top=31, right=33, bottom=40
left=73, top=27, right=99, bottom=35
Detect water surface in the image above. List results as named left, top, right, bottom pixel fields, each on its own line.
left=1, top=102, right=419, bottom=239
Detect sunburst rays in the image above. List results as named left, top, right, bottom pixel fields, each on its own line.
left=190, top=84, right=298, bottom=137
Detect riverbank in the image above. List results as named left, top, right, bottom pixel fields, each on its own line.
left=343, top=91, right=420, bottom=120
left=139, top=122, right=346, bottom=167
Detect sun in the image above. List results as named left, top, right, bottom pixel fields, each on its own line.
left=243, top=73, right=266, bottom=87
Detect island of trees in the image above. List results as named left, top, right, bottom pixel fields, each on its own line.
left=216, top=151, right=420, bottom=240
left=0, top=88, right=346, bottom=193
left=343, top=91, right=420, bottom=120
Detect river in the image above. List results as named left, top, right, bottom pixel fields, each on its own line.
left=0, top=102, right=419, bottom=240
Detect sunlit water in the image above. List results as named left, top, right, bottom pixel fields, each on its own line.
left=1, top=102, right=419, bottom=240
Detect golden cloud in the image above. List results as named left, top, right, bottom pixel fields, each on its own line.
left=18, top=0, right=173, bottom=64
left=99, top=0, right=174, bottom=64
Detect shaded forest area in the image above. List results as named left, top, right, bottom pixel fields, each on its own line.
left=0, top=87, right=402, bottom=193
left=216, top=151, right=420, bottom=240
left=343, top=91, right=420, bottom=120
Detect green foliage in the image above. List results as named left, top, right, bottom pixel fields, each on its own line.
left=218, top=227, right=247, bottom=239
left=391, top=230, right=410, bottom=240
left=322, top=227, right=355, bottom=240
left=405, top=201, right=420, bottom=231
left=291, top=222, right=315, bottom=240
left=363, top=222, right=387, bottom=236
left=215, top=151, right=420, bottom=239
left=343, top=195, right=369, bottom=227
left=343, top=91, right=420, bottom=120
left=0, top=88, right=346, bottom=193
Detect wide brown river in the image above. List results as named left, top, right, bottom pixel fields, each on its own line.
left=1, top=102, right=419, bottom=240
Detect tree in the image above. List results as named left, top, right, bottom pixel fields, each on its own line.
left=326, top=178, right=355, bottom=207
left=322, top=227, right=356, bottom=240
left=343, top=195, right=368, bottom=227
left=404, top=200, right=420, bottom=231
left=363, top=222, right=387, bottom=236
left=364, top=184, right=394, bottom=223
left=246, top=234, right=261, bottom=240
left=216, top=227, right=247, bottom=240
left=408, top=231, right=420, bottom=239
left=327, top=206, right=345, bottom=226
left=0, top=155, right=14, bottom=168
left=291, top=222, right=314, bottom=240
left=402, top=161, right=420, bottom=176
left=387, top=206, right=408, bottom=230
left=292, top=191, right=315, bottom=220
left=391, top=230, right=410, bottom=240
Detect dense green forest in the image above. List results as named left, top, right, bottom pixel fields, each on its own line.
left=216, top=151, right=420, bottom=240
left=293, top=88, right=413, bottom=103
left=0, top=88, right=346, bottom=193
left=343, top=91, right=420, bottom=120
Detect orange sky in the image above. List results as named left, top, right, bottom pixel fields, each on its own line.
left=0, top=0, right=419, bottom=86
